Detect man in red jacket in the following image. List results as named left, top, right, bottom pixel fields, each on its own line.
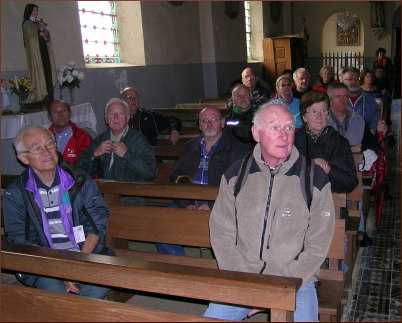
left=48, top=100, right=92, bottom=164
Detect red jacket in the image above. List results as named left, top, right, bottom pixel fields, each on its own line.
left=49, top=121, right=92, bottom=165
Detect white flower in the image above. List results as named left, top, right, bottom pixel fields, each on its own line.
left=67, top=61, right=76, bottom=67
left=72, top=70, right=79, bottom=77
left=78, top=72, right=84, bottom=80
left=63, top=65, right=68, bottom=70
left=67, top=75, right=74, bottom=83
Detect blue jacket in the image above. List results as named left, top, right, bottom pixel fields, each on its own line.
left=2, top=156, right=113, bottom=284
left=348, top=92, right=380, bottom=131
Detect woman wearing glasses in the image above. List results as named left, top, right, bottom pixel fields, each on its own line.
left=273, top=75, right=303, bottom=128
left=294, top=90, right=358, bottom=192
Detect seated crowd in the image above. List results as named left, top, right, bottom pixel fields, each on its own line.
left=2, top=57, right=393, bottom=322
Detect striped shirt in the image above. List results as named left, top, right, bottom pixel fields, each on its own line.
left=35, top=172, right=79, bottom=251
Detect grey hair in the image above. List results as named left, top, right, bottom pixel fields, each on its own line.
left=327, top=82, right=348, bottom=99
left=14, top=125, right=53, bottom=154
left=231, top=84, right=250, bottom=99
left=293, top=68, right=310, bottom=80
left=253, top=100, right=295, bottom=129
left=120, top=87, right=140, bottom=98
left=105, top=98, right=130, bottom=116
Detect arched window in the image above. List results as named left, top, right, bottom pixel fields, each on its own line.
left=78, top=1, right=120, bottom=64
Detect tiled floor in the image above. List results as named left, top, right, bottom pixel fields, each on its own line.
left=342, top=99, right=401, bottom=322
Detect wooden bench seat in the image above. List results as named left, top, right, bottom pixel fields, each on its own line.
left=95, top=181, right=347, bottom=322
left=1, top=239, right=300, bottom=322
left=1, top=284, right=217, bottom=322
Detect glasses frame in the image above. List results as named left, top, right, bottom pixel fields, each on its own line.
left=20, top=140, right=57, bottom=155
left=199, top=118, right=221, bottom=125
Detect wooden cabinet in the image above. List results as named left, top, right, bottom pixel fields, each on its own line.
left=263, top=37, right=306, bottom=86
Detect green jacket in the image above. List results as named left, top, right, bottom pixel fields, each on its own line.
left=209, top=144, right=335, bottom=289
left=76, top=128, right=157, bottom=182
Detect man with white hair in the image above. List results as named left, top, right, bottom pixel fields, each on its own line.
left=204, top=101, right=335, bottom=322
left=3, top=125, right=112, bottom=298
left=293, top=68, right=312, bottom=99
left=76, top=98, right=156, bottom=183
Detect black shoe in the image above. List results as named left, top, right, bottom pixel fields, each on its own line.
left=359, top=233, right=373, bottom=247
left=387, top=134, right=396, bottom=147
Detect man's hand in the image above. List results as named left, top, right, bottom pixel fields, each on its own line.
left=185, top=204, right=197, bottom=210
left=93, top=140, right=113, bottom=157
left=197, top=203, right=210, bottom=211
left=112, top=141, right=128, bottom=157
left=351, top=145, right=362, bottom=153
left=170, top=130, right=180, bottom=145
left=313, top=158, right=330, bottom=174
left=65, top=281, right=80, bottom=294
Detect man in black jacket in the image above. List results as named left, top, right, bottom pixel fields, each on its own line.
left=120, top=87, right=181, bottom=145
left=157, top=107, right=248, bottom=255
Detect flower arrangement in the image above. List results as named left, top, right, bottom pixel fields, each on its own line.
left=8, top=76, right=36, bottom=103
left=57, top=61, right=84, bottom=89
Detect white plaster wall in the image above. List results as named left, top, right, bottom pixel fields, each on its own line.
left=140, top=1, right=202, bottom=65
left=322, top=13, right=365, bottom=56
left=118, top=1, right=145, bottom=65
left=211, top=1, right=247, bottom=63
left=1, top=1, right=84, bottom=71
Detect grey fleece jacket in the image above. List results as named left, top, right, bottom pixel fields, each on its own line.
left=209, top=144, right=335, bottom=289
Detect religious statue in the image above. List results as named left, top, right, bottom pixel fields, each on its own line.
left=22, top=3, right=56, bottom=106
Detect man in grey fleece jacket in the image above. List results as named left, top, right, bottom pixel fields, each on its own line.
left=204, top=102, right=335, bottom=322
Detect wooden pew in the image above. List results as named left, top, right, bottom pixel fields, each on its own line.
left=1, top=284, right=216, bottom=322
left=154, top=163, right=176, bottom=183
left=199, top=98, right=228, bottom=104
left=1, top=240, right=301, bottom=322
left=175, top=103, right=225, bottom=109
left=153, top=145, right=182, bottom=160
left=94, top=181, right=346, bottom=321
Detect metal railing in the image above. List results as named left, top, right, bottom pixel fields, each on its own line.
left=321, top=51, right=365, bottom=76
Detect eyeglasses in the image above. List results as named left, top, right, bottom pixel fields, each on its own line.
left=242, top=75, right=255, bottom=80
left=200, top=118, right=221, bottom=125
left=279, top=83, right=292, bottom=88
left=343, top=77, right=359, bottom=82
left=266, top=124, right=295, bottom=134
left=306, top=109, right=329, bottom=117
left=20, top=140, right=57, bottom=155
left=121, top=95, right=137, bottom=100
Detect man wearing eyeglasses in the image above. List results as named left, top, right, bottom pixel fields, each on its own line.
left=158, top=107, right=247, bottom=255
left=3, top=125, right=113, bottom=299
left=225, top=67, right=271, bottom=110
left=120, top=87, right=181, bottom=145
left=342, top=67, right=383, bottom=133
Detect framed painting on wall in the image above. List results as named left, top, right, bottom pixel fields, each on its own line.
left=336, top=11, right=360, bottom=46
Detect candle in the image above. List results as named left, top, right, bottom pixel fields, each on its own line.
left=14, top=75, right=19, bottom=91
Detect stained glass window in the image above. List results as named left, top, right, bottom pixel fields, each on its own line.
left=244, top=1, right=252, bottom=60
left=78, top=1, right=120, bottom=64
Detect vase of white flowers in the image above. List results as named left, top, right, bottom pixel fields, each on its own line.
left=57, top=61, right=84, bottom=104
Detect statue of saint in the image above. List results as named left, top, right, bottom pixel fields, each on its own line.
left=22, top=3, right=56, bottom=105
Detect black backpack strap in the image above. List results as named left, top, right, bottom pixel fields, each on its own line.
left=234, top=153, right=253, bottom=198
left=304, top=132, right=313, bottom=211
left=305, top=157, right=313, bottom=211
